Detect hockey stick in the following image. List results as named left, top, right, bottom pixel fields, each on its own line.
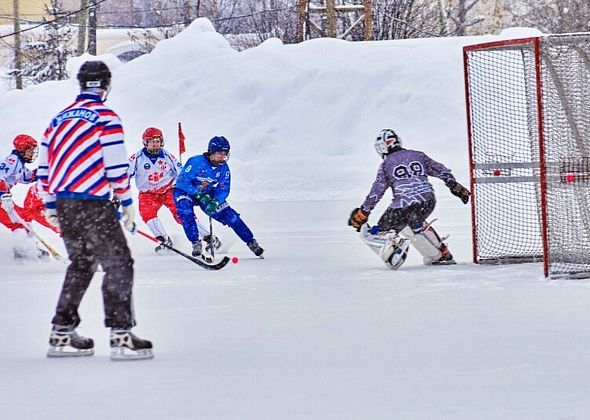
left=136, top=229, right=230, bottom=270
left=6, top=207, right=66, bottom=262
left=208, top=216, right=215, bottom=259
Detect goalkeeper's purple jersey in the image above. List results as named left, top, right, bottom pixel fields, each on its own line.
left=361, top=148, right=456, bottom=213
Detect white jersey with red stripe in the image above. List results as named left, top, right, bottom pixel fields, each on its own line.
left=37, top=92, right=132, bottom=209
left=0, top=150, right=36, bottom=193
left=128, top=148, right=182, bottom=193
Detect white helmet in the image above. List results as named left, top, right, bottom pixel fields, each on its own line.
left=374, top=129, right=402, bottom=158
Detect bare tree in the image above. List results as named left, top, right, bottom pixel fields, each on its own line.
left=440, top=0, right=484, bottom=36
left=507, top=0, right=590, bottom=34
left=16, top=0, right=77, bottom=86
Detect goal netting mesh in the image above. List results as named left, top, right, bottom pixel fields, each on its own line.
left=464, top=34, right=590, bottom=278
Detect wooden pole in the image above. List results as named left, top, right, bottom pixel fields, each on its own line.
left=364, top=0, right=373, bottom=41
left=12, top=0, right=22, bottom=89
left=78, top=0, right=88, bottom=54
left=326, top=0, right=336, bottom=38
left=87, top=0, right=97, bottom=55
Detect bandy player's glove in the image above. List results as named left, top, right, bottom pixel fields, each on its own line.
left=1, top=192, right=14, bottom=213
left=348, top=207, right=369, bottom=231
left=447, top=181, right=471, bottom=204
left=43, top=208, right=60, bottom=230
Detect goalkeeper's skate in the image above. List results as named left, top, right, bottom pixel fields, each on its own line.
left=47, top=325, right=94, bottom=357
left=110, top=329, right=154, bottom=361
left=360, top=224, right=410, bottom=270
left=378, top=236, right=411, bottom=270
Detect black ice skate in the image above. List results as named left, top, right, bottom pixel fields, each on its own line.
left=191, top=240, right=202, bottom=257
left=47, top=325, right=94, bottom=357
left=247, top=239, right=264, bottom=258
left=110, top=330, right=154, bottom=361
left=203, top=234, right=222, bottom=253
left=192, top=240, right=213, bottom=263
left=154, top=236, right=173, bottom=254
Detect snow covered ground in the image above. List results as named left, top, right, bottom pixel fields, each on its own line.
left=1, top=20, right=588, bottom=419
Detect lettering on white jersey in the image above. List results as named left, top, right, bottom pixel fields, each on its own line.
left=51, top=108, right=99, bottom=127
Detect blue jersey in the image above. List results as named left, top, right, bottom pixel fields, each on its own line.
left=175, top=154, right=230, bottom=203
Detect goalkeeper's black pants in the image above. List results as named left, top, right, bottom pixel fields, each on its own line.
left=377, top=199, right=436, bottom=233
left=51, top=199, right=136, bottom=330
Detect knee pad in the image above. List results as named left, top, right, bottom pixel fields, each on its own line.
left=400, top=226, right=442, bottom=264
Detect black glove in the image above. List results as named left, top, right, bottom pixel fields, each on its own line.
left=448, top=181, right=470, bottom=204
left=348, top=207, right=369, bottom=232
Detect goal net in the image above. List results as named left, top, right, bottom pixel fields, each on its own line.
left=464, top=34, right=590, bottom=278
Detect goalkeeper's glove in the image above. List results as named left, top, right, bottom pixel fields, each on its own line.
left=348, top=207, right=369, bottom=232
left=447, top=181, right=470, bottom=204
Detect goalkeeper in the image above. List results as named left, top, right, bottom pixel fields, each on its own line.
left=348, top=128, right=470, bottom=266
left=173, top=136, right=264, bottom=258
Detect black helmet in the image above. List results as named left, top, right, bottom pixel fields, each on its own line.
left=77, top=60, right=111, bottom=90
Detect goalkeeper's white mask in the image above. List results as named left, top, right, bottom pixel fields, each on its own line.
left=375, top=128, right=402, bottom=159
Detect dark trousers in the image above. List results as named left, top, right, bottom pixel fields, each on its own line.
left=377, top=199, right=436, bottom=233
left=51, top=199, right=135, bottom=330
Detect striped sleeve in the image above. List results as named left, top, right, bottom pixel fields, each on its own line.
left=99, top=113, right=132, bottom=206
left=37, top=131, right=56, bottom=209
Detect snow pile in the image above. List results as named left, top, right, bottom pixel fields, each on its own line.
left=0, top=21, right=535, bottom=203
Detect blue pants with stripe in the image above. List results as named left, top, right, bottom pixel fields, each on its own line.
left=173, top=189, right=254, bottom=245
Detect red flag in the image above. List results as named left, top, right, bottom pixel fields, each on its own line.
left=178, top=122, right=186, bottom=156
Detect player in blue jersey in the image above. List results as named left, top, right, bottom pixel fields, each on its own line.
left=173, top=136, right=264, bottom=258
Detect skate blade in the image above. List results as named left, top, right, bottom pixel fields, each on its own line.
left=200, top=253, right=214, bottom=263
left=430, top=259, right=457, bottom=266
left=47, top=346, right=94, bottom=358
left=110, top=347, right=154, bottom=361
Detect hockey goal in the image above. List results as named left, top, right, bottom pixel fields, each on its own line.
left=464, top=34, right=590, bottom=279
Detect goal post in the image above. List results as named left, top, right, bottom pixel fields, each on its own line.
left=464, top=34, right=590, bottom=279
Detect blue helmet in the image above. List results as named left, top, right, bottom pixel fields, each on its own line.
left=208, top=136, right=230, bottom=154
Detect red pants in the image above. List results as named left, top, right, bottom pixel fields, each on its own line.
left=138, top=189, right=182, bottom=224
left=21, top=188, right=61, bottom=234
left=0, top=205, right=26, bottom=231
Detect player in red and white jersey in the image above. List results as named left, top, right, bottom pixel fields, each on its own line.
left=0, top=134, right=49, bottom=259
left=129, top=127, right=216, bottom=253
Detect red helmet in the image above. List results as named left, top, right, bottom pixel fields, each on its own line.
left=142, top=127, right=163, bottom=144
left=142, top=127, right=164, bottom=155
left=13, top=134, right=38, bottom=163
left=13, top=134, right=38, bottom=152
